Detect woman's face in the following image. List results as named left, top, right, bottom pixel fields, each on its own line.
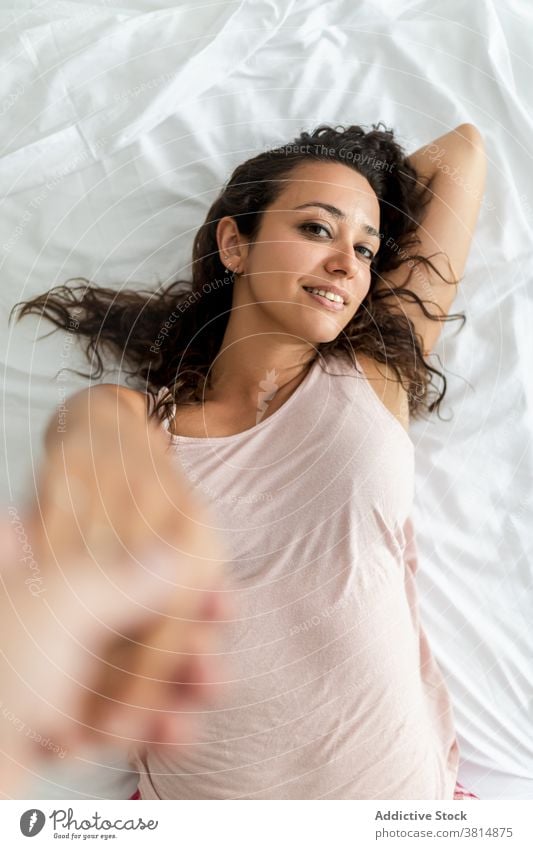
left=227, top=159, right=381, bottom=344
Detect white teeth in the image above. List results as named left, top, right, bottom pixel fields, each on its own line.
left=304, top=287, right=344, bottom=304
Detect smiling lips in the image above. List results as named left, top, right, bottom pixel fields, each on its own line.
left=302, top=285, right=347, bottom=312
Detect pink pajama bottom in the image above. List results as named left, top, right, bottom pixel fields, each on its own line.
left=453, top=781, right=480, bottom=800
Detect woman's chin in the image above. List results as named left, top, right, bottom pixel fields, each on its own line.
left=303, top=316, right=347, bottom=342
left=258, top=303, right=348, bottom=342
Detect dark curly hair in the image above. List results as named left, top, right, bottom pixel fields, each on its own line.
left=10, top=122, right=464, bottom=425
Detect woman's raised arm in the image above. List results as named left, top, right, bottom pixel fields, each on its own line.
left=376, top=123, right=487, bottom=357
left=0, top=383, right=229, bottom=796
left=38, top=382, right=219, bottom=565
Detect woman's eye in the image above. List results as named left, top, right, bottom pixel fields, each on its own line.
left=355, top=245, right=375, bottom=261
left=300, top=222, right=332, bottom=238
left=300, top=223, right=375, bottom=262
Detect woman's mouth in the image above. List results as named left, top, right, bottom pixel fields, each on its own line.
left=302, top=286, right=346, bottom=312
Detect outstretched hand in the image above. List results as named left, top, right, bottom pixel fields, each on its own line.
left=0, top=501, right=231, bottom=796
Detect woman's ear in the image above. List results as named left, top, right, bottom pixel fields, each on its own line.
left=216, top=216, right=248, bottom=273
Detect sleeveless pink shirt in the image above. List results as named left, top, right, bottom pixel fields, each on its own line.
left=134, top=352, right=459, bottom=799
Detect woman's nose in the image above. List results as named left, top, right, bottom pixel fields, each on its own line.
left=324, top=245, right=359, bottom=278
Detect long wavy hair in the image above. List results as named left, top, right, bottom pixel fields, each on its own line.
left=10, top=123, right=464, bottom=425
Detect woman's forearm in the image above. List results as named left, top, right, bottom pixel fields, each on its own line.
left=405, top=122, right=486, bottom=187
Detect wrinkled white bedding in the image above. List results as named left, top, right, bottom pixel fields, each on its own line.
left=0, top=0, right=531, bottom=800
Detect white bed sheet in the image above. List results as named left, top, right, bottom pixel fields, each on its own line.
left=0, top=0, right=531, bottom=800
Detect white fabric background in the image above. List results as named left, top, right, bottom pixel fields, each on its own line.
left=0, top=0, right=531, bottom=799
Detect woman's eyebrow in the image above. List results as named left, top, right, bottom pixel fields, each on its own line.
left=292, top=201, right=380, bottom=240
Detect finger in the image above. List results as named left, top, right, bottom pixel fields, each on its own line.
left=92, top=606, right=224, bottom=733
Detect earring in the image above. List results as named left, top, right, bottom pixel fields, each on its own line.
left=224, top=255, right=239, bottom=277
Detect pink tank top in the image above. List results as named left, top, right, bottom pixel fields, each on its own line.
left=134, top=352, right=459, bottom=799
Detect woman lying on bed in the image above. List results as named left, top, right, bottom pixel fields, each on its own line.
left=10, top=120, right=486, bottom=799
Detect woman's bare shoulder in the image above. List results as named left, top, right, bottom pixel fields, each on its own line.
left=90, top=383, right=151, bottom=422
